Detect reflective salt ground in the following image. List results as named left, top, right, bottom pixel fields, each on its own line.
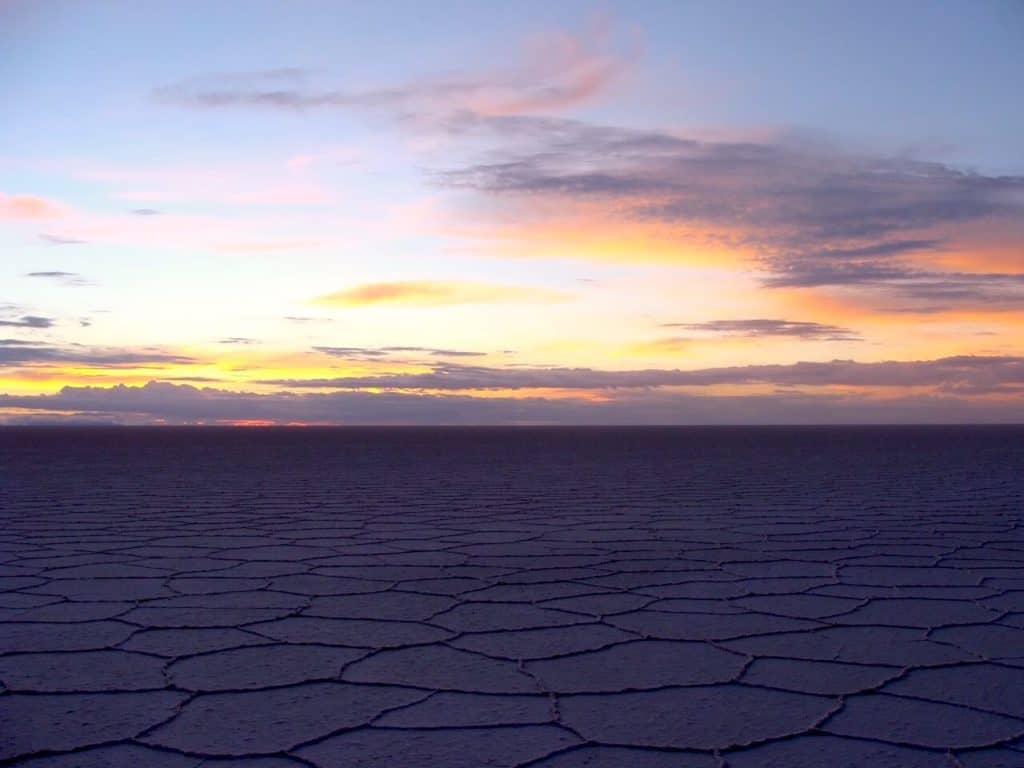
left=1, top=426, right=1023, bottom=767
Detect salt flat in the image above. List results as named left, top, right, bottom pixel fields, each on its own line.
left=1, top=426, right=1023, bottom=767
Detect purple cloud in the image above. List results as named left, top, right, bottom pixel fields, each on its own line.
left=0, top=339, right=195, bottom=367
left=662, top=319, right=861, bottom=341
left=0, top=315, right=55, bottom=329
left=259, top=356, right=1024, bottom=394
left=2, top=374, right=1022, bottom=426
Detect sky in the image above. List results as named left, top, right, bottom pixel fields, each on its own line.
left=2, top=0, right=1023, bottom=424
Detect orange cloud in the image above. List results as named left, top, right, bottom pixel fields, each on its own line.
left=0, top=193, right=64, bottom=220
left=436, top=196, right=752, bottom=268
left=313, top=280, right=566, bottom=307
left=921, top=221, right=1024, bottom=274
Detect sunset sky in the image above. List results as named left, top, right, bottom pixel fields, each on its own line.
left=2, top=0, right=1023, bottom=424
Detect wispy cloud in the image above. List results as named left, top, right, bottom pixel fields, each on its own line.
left=25, top=271, right=90, bottom=287
left=315, top=345, right=485, bottom=360
left=156, top=24, right=627, bottom=118
left=764, top=263, right=1024, bottom=310
left=313, top=280, right=565, bottom=307
left=662, top=319, right=861, bottom=341
left=39, top=233, right=88, bottom=246
left=283, top=315, right=334, bottom=324
left=0, top=339, right=195, bottom=368
left=0, top=315, right=54, bottom=329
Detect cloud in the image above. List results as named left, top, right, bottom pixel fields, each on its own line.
left=431, top=117, right=1024, bottom=310
left=39, top=233, right=88, bottom=246
left=2, top=376, right=1021, bottom=426
left=0, top=315, right=54, bottom=329
left=314, top=345, right=485, bottom=360
left=131, top=208, right=162, bottom=216
left=313, top=280, right=565, bottom=307
left=25, top=271, right=90, bottom=286
left=0, top=339, right=195, bottom=368
left=885, top=272, right=1024, bottom=312
left=0, top=193, right=64, bottom=220
left=261, top=363, right=695, bottom=391
left=436, top=121, right=1019, bottom=240
left=149, top=22, right=1022, bottom=316
left=218, top=337, right=256, bottom=345
left=159, top=72, right=430, bottom=111
left=151, top=24, right=1022, bottom=316
left=662, top=318, right=861, bottom=341
left=802, top=239, right=943, bottom=262
left=765, top=263, right=1024, bottom=310
left=381, top=346, right=485, bottom=357
left=258, top=355, right=1024, bottom=395
left=283, top=315, right=333, bottom=324
left=437, top=123, right=1023, bottom=244
left=156, top=25, right=627, bottom=117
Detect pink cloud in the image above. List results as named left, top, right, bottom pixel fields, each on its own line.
left=467, top=20, right=633, bottom=115
left=159, top=20, right=633, bottom=121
